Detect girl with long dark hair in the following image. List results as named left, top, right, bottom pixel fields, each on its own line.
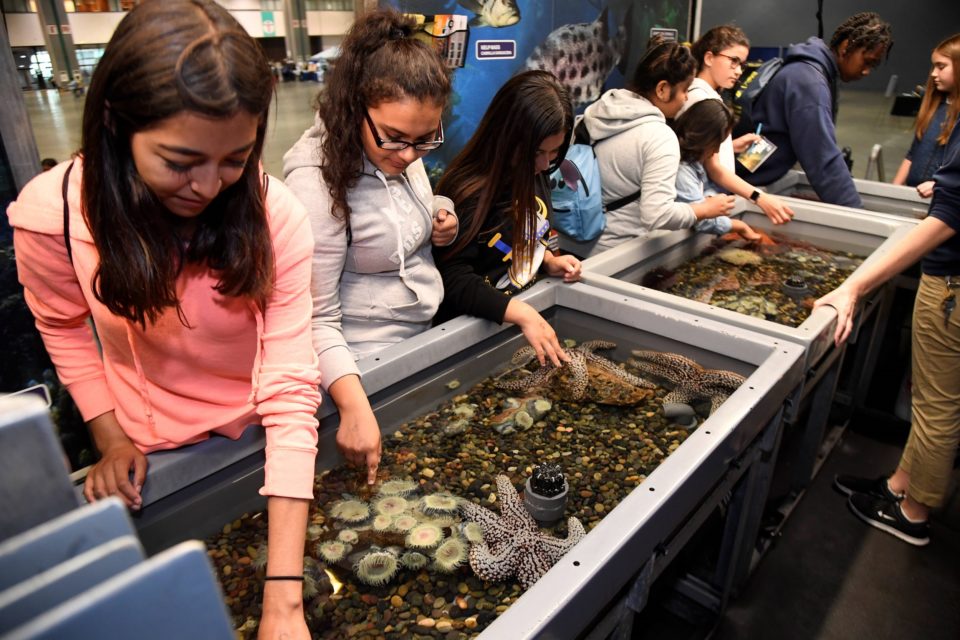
left=434, top=70, right=582, bottom=367
left=283, top=9, right=455, bottom=485
left=9, top=1, right=321, bottom=636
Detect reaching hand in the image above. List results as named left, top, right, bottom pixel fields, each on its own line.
left=335, top=402, right=382, bottom=485
left=83, top=437, right=147, bottom=510
left=813, top=285, right=858, bottom=345
left=505, top=299, right=570, bottom=367
left=258, top=583, right=309, bottom=640
left=432, top=209, right=458, bottom=246
left=544, top=252, right=582, bottom=282
left=755, top=192, right=794, bottom=225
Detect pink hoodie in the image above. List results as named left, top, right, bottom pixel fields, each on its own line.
left=8, top=161, right=323, bottom=499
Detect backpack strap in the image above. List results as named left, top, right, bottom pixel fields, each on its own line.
left=62, top=161, right=75, bottom=265
left=606, top=188, right=643, bottom=213
left=572, top=118, right=642, bottom=212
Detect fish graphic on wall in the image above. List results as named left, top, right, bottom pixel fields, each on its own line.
left=457, top=0, right=520, bottom=28
left=524, top=6, right=625, bottom=108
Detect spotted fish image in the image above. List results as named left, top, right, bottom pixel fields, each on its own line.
left=524, top=7, right=624, bottom=108
left=457, top=0, right=520, bottom=28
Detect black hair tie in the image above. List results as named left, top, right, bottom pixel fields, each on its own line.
left=388, top=26, right=411, bottom=41
left=264, top=575, right=305, bottom=582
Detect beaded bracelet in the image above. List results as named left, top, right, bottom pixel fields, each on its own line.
left=264, top=575, right=305, bottom=581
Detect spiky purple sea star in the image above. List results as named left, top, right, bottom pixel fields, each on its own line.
left=459, top=474, right=585, bottom=590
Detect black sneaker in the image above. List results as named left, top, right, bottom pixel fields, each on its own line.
left=833, top=474, right=903, bottom=500
left=848, top=491, right=930, bottom=546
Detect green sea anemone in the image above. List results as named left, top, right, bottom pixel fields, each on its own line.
left=317, top=540, right=348, bottom=564
left=337, top=529, right=359, bottom=544
left=405, top=523, right=444, bottom=549
left=432, top=537, right=468, bottom=573
left=461, top=521, right=484, bottom=544
left=373, top=495, right=410, bottom=516
left=329, top=499, right=370, bottom=523
left=306, top=523, right=324, bottom=541
left=250, top=543, right=268, bottom=571
left=372, top=514, right=393, bottom=532
left=400, top=551, right=428, bottom=570
left=376, top=479, right=418, bottom=497
left=420, top=493, right=460, bottom=515
left=354, top=549, right=399, bottom=586
left=393, top=514, right=419, bottom=532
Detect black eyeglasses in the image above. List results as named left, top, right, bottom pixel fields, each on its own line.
left=364, top=111, right=444, bottom=152
left=713, top=52, right=743, bottom=70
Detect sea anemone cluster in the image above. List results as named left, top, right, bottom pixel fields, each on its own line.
left=313, top=478, right=479, bottom=587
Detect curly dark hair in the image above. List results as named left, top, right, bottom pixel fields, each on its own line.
left=436, top=70, right=572, bottom=271
left=629, top=36, right=697, bottom=99
left=691, top=25, right=750, bottom=72
left=315, top=9, right=451, bottom=227
left=81, top=0, right=275, bottom=328
left=829, top=12, right=893, bottom=59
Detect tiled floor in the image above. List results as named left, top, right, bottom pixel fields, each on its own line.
left=24, top=82, right=919, bottom=182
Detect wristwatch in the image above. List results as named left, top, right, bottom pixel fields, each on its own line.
left=749, top=190, right=762, bottom=203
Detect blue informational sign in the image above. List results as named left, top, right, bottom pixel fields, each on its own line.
left=476, top=40, right=516, bottom=60
left=386, top=0, right=690, bottom=178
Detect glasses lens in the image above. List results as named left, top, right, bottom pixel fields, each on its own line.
left=414, top=142, right=443, bottom=151
left=380, top=141, right=410, bottom=151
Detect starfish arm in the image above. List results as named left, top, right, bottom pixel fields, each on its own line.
left=515, top=550, right=556, bottom=590
left=469, top=540, right=518, bottom=583
left=662, top=389, right=695, bottom=405
left=459, top=500, right=515, bottom=547
left=494, top=475, right=540, bottom=532
left=709, top=393, right=730, bottom=415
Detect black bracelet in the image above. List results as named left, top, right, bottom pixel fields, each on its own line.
left=264, top=575, right=305, bottom=581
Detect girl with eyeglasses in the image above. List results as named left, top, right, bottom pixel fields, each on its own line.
left=284, top=9, right=456, bottom=486
left=8, top=1, right=321, bottom=636
left=682, top=25, right=794, bottom=225
left=434, top=70, right=582, bottom=367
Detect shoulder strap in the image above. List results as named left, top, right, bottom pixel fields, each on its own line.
left=62, top=161, right=75, bottom=265
left=606, top=188, right=643, bottom=213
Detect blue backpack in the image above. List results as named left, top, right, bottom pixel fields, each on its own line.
left=548, top=122, right=642, bottom=242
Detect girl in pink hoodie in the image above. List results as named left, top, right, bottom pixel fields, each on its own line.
left=8, top=1, right=321, bottom=637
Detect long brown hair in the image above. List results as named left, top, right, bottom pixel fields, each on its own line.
left=436, top=70, right=572, bottom=271
left=81, top=0, right=275, bottom=327
left=691, top=25, right=749, bottom=73
left=315, top=9, right=451, bottom=227
left=914, top=33, right=960, bottom=145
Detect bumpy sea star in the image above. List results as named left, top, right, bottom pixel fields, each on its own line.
left=496, top=340, right=655, bottom=405
left=459, top=475, right=585, bottom=590
left=628, top=350, right=746, bottom=415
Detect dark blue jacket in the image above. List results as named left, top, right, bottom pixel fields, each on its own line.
left=922, top=121, right=960, bottom=275
left=738, top=37, right=862, bottom=208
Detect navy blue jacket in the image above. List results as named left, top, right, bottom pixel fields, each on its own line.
left=738, top=37, right=862, bottom=208
left=922, top=121, right=960, bottom=276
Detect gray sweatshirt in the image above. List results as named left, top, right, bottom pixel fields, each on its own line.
left=283, top=115, right=444, bottom=390
left=581, top=89, right=695, bottom=254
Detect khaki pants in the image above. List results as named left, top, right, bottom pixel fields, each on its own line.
left=899, top=273, right=960, bottom=508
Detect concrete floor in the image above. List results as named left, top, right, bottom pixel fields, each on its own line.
left=24, top=82, right=917, bottom=182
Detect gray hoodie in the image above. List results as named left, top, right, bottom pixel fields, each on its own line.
left=283, top=115, right=444, bottom=390
left=581, top=89, right=695, bottom=254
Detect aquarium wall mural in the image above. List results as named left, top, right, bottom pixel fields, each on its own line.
left=385, top=0, right=691, bottom=176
